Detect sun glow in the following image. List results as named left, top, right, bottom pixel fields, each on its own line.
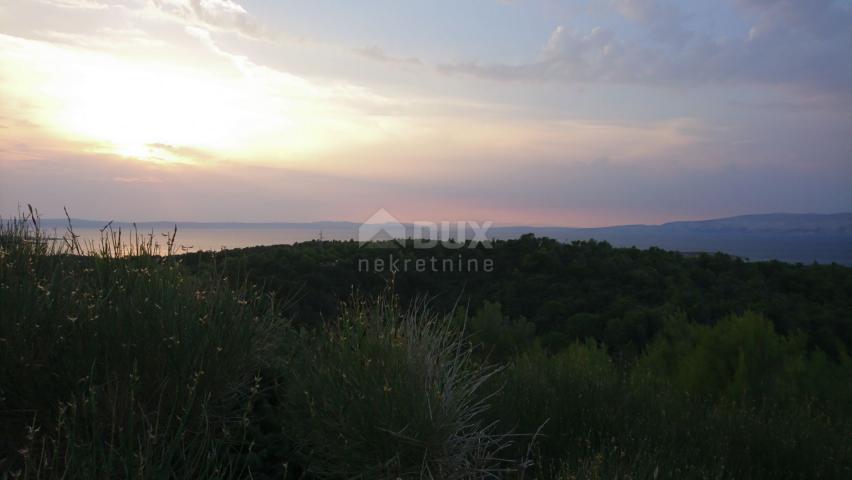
left=58, top=65, right=264, bottom=157
left=0, top=33, right=402, bottom=166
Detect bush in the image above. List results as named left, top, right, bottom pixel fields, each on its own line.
left=492, top=334, right=852, bottom=479
left=460, top=301, right=534, bottom=362
left=636, top=312, right=852, bottom=410
left=260, top=295, right=523, bottom=479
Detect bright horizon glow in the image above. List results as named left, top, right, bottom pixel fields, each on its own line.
left=1, top=0, right=850, bottom=225
left=2, top=32, right=408, bottom=166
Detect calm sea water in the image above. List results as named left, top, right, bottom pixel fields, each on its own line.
left=57, top=227, right=359, bottom=253
left=53, top=226, right=852, bottom=265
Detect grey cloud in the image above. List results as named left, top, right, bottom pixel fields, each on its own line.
left=439, top=17, right=852, bottom=98
left=610, top=0, right=692, bottom=44
left=735, top=0, right=852, bottom=38
left=440, top=0, right=852, bottom=97
left=353, top=45, right=423, bottom=66
left=438, top=25, right=664, bottom=84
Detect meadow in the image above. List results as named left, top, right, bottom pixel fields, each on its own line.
left=2, top=213, right=851, bottom=479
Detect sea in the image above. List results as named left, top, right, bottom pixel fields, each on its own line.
left=51, top=226, right=359, bottom=253
left=48, top=225, right=852, bottom=265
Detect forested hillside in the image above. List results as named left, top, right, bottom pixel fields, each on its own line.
left=184, top=236, right=852, bottom=358
left=4, top=219, right=851, bottom=479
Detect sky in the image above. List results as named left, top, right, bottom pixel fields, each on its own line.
left=1, top=0, right=851, bottom=226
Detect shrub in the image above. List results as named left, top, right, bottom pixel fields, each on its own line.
left=461, top=301, right=534, bottom=361
left=264, top=295, right=522, bottom=479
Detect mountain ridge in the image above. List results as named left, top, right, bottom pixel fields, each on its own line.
left=34, top=212, right=852, bottom=235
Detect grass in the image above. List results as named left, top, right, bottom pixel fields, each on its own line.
left=0, top=212, right=284, bottom=478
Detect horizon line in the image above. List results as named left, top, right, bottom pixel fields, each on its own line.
left=24, top=211, right=852, bottom=231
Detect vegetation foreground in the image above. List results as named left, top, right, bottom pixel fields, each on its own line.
left=1, top=215, right=851, bottom=479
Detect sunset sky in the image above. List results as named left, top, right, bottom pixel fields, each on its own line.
left=1, top=0, right=851, bottom=226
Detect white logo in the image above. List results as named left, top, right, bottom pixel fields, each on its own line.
left=358, top=209, right=493, bottom=248
left=358, top=208, right=406, bottom=245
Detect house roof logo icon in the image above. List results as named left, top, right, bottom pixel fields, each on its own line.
left=358, top=209, right=406, bottom=246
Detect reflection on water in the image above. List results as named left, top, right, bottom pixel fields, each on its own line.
left=50, top=227, right=360, bottom=253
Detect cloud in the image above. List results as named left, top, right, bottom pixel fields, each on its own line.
left=150, top=0, right=265, bottom=39
left=2, top=0, right=850, bottom=225
left=353, top=45, right=422, bottom=66
left=439, top=11, right=852, bottom=99
left=113, top=176, right=162, bottom=183
left=610, top=0, right=691, bottom=43
left=439, top=25, right=661, bottom=84
left=34, top=0, right=112, bottom=9
left=8, top=142, right=850, bottom=225
left=32, top=27, right=160, bottom=50
left=736, top=0, right=852, bottom=38
left=145, top=143, right=214, bottom=162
